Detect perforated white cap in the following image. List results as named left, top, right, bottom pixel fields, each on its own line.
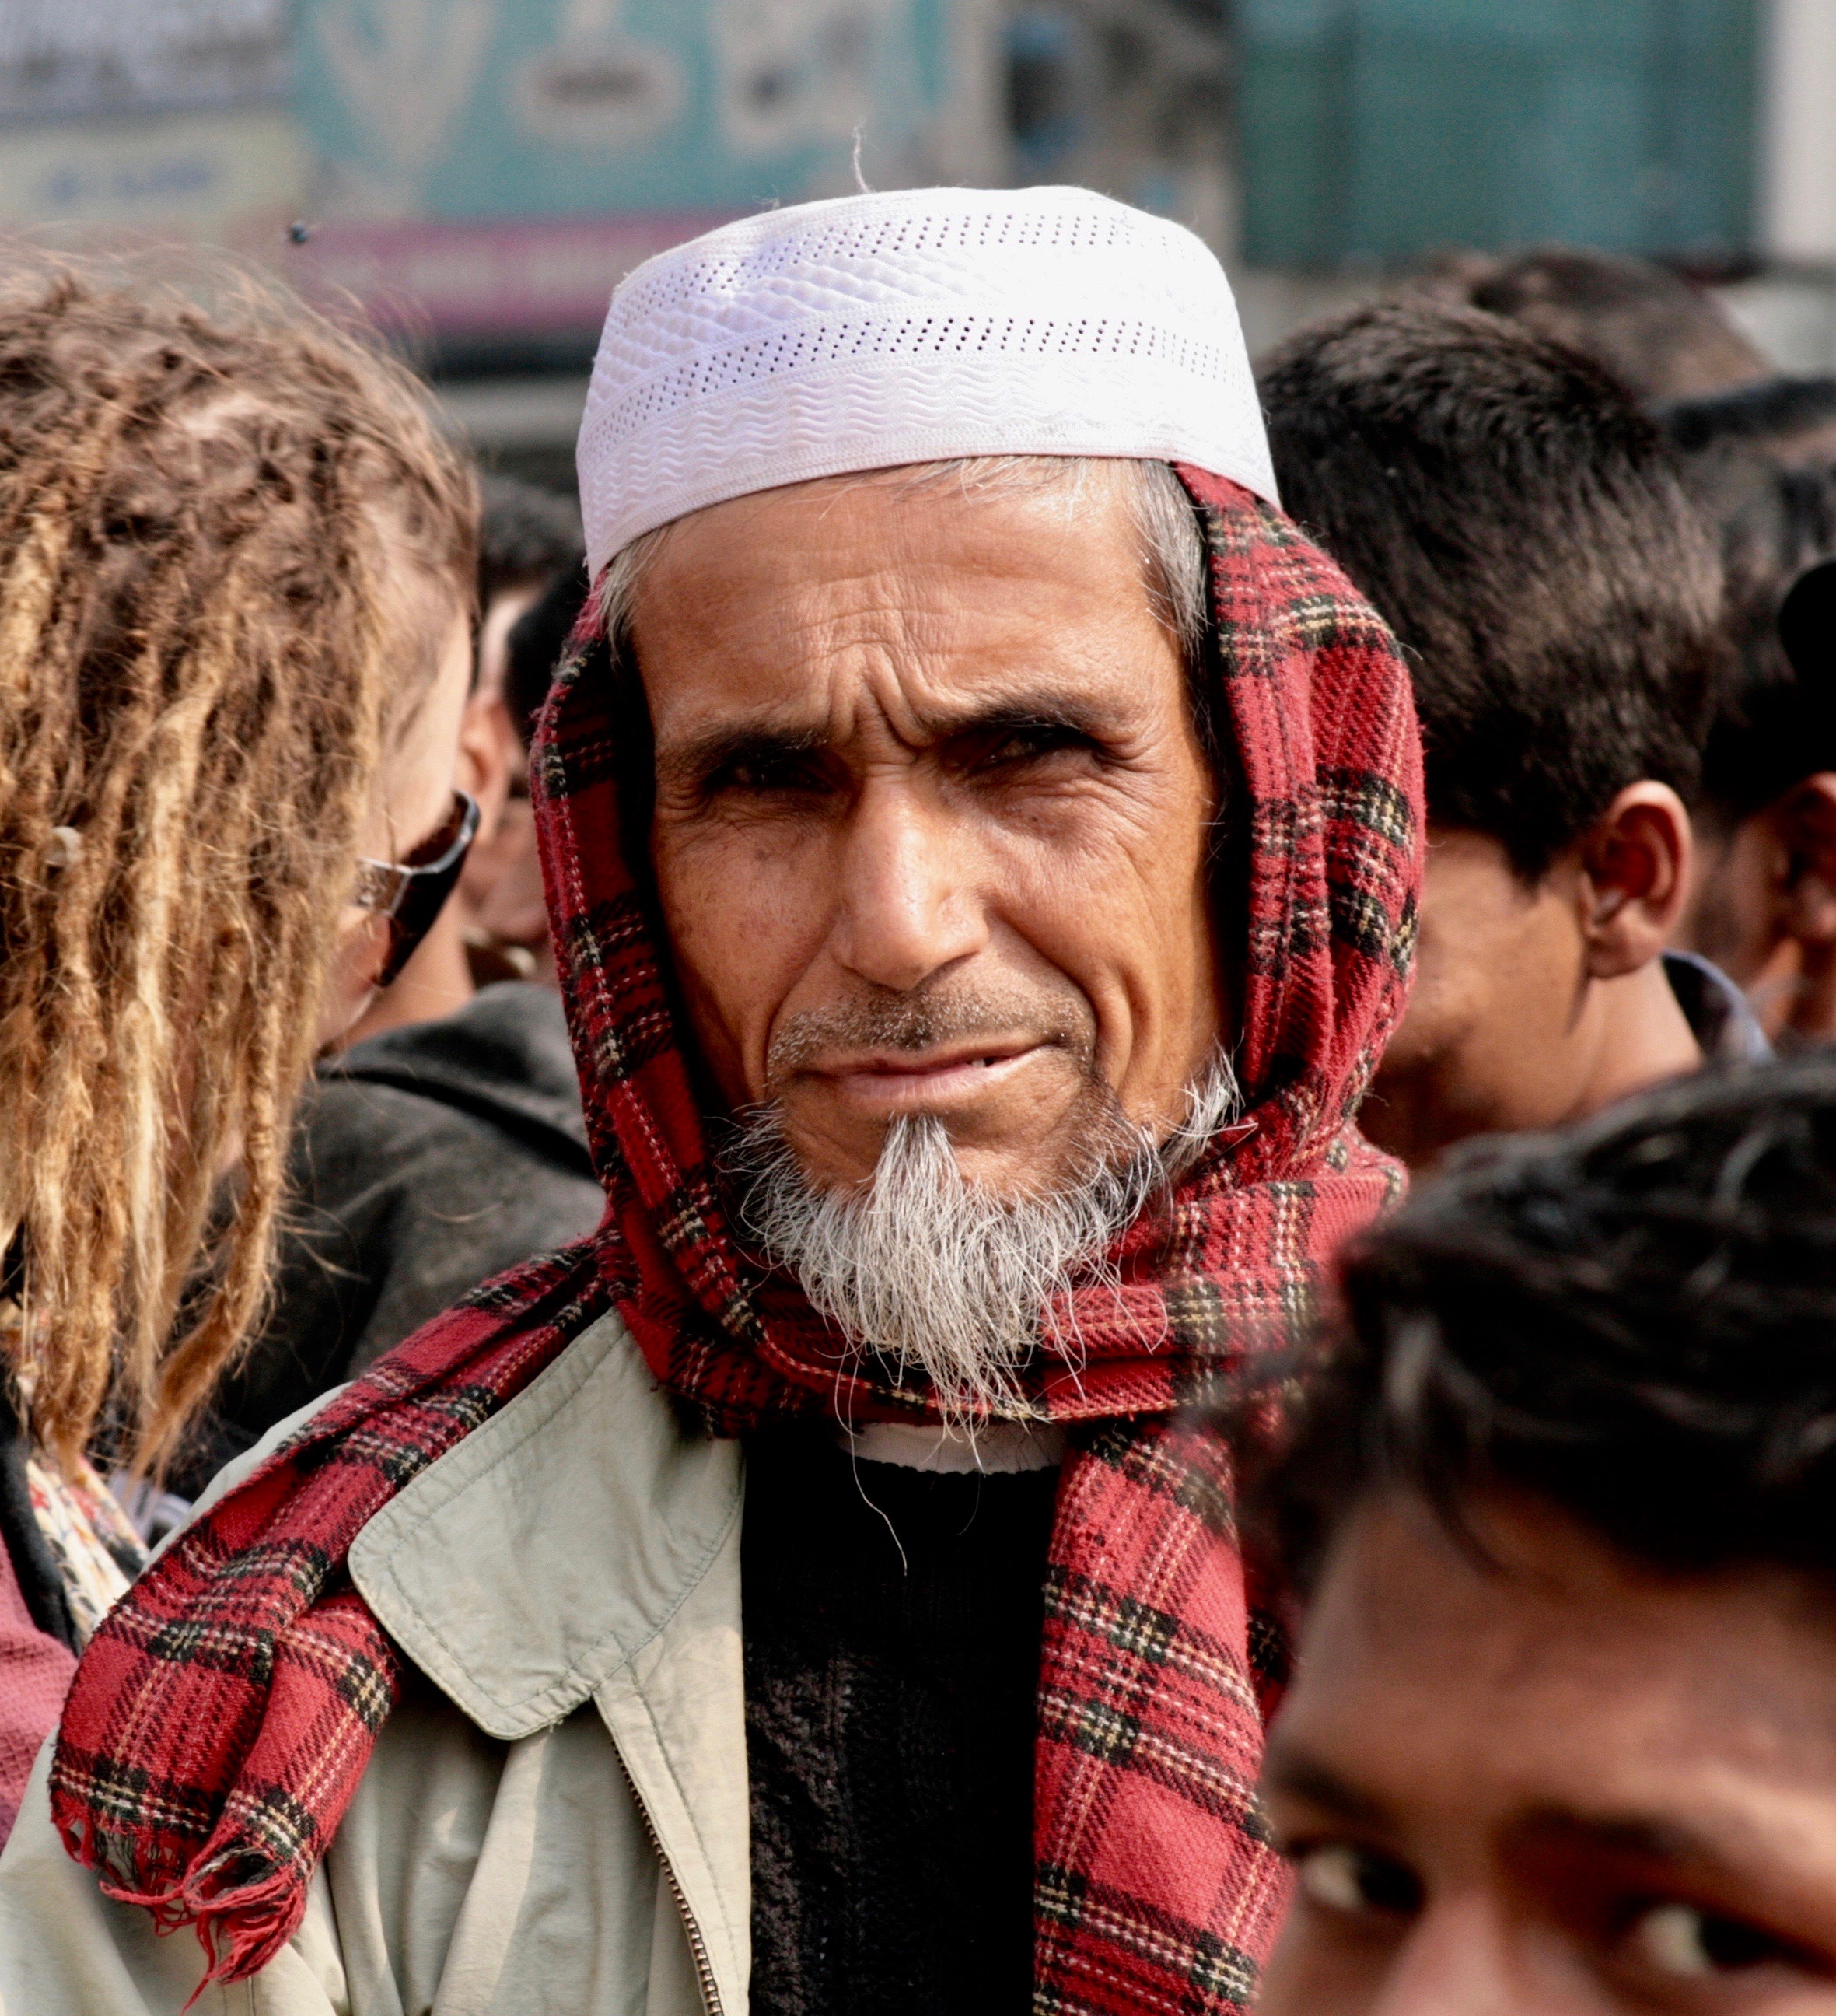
left=575, top=184, right=1277, bottom=580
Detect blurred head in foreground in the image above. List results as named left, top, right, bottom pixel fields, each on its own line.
left=1261, top=299, right=1728, bottom=1170
left=1254, top=1056, right=1836, bottom=2014
left=0, top=258, right=477, bottom=1473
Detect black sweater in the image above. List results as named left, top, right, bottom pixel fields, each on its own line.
left=743, top=1430, right=1058, bottom=2016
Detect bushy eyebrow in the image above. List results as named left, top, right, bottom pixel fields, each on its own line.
left=1262, top=1748, right=1397, bottom=1833
left=1269, top=1748, right=1754, bottom=1883
left=657, top=724, right=823, bottom=797
left=655, top=689, right=1126, bottom=795
left=1510, top=1806, right=1730, bottom=1873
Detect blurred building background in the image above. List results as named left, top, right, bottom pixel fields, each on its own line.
left=0, top=0, right=1830, bottom=495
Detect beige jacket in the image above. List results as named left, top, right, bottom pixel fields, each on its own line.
left=0, top=1311, right=751, bottom=2016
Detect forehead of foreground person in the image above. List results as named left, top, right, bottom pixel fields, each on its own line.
left=1254, top=1056, right=1836, bottom=2015
left=554, top=184, right=1424, bottom=1220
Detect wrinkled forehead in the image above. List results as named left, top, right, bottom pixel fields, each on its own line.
left=625, top=457, right=1147, bottom=607
left=626, top=464, right=1191, bottom=751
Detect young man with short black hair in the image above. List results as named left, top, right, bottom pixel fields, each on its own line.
left=1261, top=299, right=1757, bottom=1168
left=1252, top=1055, right=1836, bottom=2015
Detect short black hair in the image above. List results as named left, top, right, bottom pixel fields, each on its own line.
left=1430, top=244, right=1769, bottom=404
left=477, top=475, right=582, bottom=608
left=1261, top=300, right=1722, bottom=877
left=1259, top=1055, right=1836, bottom=1594
left=1656, top=379, right=1836, bottom=819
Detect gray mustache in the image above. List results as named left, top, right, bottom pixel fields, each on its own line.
left=765, top=986, right=1096, bottom=1085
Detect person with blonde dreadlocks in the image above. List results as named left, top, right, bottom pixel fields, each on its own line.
left=0, top=259, right=480, bottom=1840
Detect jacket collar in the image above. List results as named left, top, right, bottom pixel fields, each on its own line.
left=348, top=1310, right=741, bottom=1741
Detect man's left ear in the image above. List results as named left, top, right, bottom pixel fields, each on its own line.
left=1578, top=782, right=1694, bottom=981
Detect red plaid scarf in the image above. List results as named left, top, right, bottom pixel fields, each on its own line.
left=51, top=473, right=1420, bottom=2008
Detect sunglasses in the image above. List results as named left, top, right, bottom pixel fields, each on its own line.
left=351, top=789, right=481, bottom=990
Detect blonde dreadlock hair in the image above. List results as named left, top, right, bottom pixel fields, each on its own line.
left=0, top=257, right=477, bottom=1477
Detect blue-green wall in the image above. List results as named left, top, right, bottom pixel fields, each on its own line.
left=1240, top=0, right=1760, bottom=267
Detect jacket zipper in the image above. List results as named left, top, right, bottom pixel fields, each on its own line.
left=617, top=1752, right=727, bottom=2016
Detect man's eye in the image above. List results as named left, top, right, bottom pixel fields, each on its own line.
left=712, top=755, right=824, bottom=796
left=1295, top=1843, right=1424, bottom=1920
left=971, top=725, right=1096, bottom=771
left=1628, top=1902, right=1791, bottom=1978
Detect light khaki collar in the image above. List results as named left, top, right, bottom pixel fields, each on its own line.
left=350, top=1311, right=742, bottom=1741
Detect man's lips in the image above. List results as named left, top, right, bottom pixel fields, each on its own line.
left=797, top=1039, right=1054, bottom=1108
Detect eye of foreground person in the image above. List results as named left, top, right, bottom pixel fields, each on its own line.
left=1285, top=1836, right=1817, bottom=1995
left=1625, top=1903, right=1800, bottom=1979
left=1256, top=1488, right=1836, bottom=2016
left=1293, top=1842, right=1423, bottom=1920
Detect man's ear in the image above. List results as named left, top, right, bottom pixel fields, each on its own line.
left=1771, top=774, right=1836, bottom=947
left=455, top=690, right=518, bottom=846
left=1576, top=782, right=1694, bottom=981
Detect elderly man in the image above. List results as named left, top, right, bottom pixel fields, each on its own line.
left=1, top=188, right=1419, bottom=2016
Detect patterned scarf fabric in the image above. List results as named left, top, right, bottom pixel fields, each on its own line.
left=51, top=472, right=1420, bottom=2007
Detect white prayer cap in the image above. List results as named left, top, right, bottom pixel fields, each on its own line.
left=575, top=184, right=1277, bottom=582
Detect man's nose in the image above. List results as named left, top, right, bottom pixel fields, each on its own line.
left=827, top=774, right=988, bottom=993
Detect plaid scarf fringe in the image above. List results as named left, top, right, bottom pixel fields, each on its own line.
left=51, top=1240, right=617, bottom=1980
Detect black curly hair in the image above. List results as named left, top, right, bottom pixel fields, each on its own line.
left=1260, top=1055, right=1836, bottom=1591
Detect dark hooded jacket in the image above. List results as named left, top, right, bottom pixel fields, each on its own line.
left=173, top=983, right=603, bottom=1499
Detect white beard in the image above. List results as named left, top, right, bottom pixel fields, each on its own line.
left=722, top=1059, right=1240, bottom=1427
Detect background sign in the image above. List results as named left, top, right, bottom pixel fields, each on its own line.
left=1240, top=0, right=1759, bottom=269
left=289, top=0, right=993, bottom=344
left=296, top=0, right=964, bottom=216
left=0, top=0, right=995, bottom=351
left=0, top=2, right=289, bottom=124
